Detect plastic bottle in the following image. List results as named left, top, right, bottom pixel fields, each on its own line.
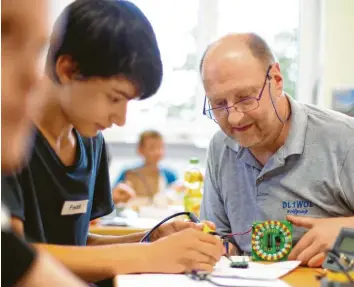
left=184, top=157, right=204, bottom=217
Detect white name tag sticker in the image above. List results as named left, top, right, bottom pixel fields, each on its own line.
left=61, top=200, right=89, bottom=215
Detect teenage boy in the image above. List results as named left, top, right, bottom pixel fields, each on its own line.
left=2, top=1, right=224, bottom=286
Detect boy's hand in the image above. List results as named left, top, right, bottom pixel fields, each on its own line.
left=147, top=228, right=224, bottom=273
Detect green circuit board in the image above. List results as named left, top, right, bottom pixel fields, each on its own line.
left=251, top=220, right=293, bottom=262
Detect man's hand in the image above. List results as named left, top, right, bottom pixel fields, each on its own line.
left=112, top=181, right=136, bottom=205
left=287, top=215, right=354, bottom=267
left=147, top=228, right=224, bottom=273
left=150, top=220, right=216, bottom=242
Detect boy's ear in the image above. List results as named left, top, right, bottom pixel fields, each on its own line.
left=55, top=55, right=79, bottom=84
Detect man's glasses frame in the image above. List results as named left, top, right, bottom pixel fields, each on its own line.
left=203, top=65, right=272, bottom=121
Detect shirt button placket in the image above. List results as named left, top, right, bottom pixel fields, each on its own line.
left=257, top=176, right=264, bottom=185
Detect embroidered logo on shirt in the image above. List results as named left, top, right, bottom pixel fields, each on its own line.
left=61, top=200, right=89, bottom=215
left=282, top=200, right=313, bottom=215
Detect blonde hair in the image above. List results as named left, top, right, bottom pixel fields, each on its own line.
left=138, top=130, right=163, bottom=147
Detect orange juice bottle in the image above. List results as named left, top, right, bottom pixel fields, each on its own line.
left=184, top=157, right=203, bottom=217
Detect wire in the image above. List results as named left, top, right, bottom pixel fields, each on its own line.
left=268, top=81, right=291, bottom=124
left=140, top=212, right=196, bottom=242
left=139, top=211, right=252, bottom=243
left=222, top=227, right=252, bottom=239
left=218, top=227, right=252, bottom=258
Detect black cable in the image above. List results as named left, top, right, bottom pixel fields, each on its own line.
left=268, top=81, right=291, bottom=124
left=140, top=212, right=198, bottom=242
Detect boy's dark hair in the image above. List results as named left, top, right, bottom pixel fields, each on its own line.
left=138, top=130, right=163, bottom=147
left=46, top=0, right=163, bottom=100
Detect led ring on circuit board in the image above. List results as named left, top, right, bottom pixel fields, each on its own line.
left=251, top=220, right=293, bottom=262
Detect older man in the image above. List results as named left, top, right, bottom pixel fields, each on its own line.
left=200, top=33, right=354, bottom=267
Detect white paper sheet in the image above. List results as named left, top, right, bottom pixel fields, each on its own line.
left=213, top=256, right=301, bottom=280
left=118, top=257, right=300, bottom=287
left=118, top=274, right=291, bottom=287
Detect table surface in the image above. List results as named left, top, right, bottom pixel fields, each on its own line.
left=89, top=225, right=147, bottom=236
left=281, top=266, right=322, bottom=287
left=91, top=225, right=323, bottom=287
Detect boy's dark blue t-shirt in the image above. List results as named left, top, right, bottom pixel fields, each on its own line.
left=1, top=128, right=114, bottom=246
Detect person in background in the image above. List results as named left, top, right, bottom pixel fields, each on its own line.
left=2, top=1, right=224, bottom=286
left=1, top=0, right=86, bottom=286
left=199, top=33, right=354, bottom=267
left=112, top=130, right=182, bottom=206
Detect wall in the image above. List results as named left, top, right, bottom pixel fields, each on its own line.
left=318, top=0, right=354, bottom=109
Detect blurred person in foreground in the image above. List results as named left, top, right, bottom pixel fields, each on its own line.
left=1, top=0, right=86, bottom=286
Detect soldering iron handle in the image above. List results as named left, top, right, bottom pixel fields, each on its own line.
left=187, top=212, right=201, bottom=223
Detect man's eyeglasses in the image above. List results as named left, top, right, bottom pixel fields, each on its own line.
left=203, top=65, right=272, bottom=121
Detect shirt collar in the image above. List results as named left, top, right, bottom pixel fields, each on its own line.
left=281, top=95, right=308, bottom=159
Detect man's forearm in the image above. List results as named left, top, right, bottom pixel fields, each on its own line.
left=86, top=231, right=147, bottom=245
left=34, top=242, right=151, bottom=283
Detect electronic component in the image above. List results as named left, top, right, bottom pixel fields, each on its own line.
left=251, top=220, right=293, bottom=262
left=323, top=228, right=354, bottom=273
left=229, top=259, right=249, bottom=268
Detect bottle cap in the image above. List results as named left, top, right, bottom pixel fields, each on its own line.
left=189, top=157, right=199, bottom=164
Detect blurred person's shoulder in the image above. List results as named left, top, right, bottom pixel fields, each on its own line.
left=116, top=163, right=144, bottom=181
left=160, top=167, right=178, bottom=183
left=124, top=163, right=144, bottom=173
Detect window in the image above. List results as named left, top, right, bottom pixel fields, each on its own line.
left=103, top=0, right=205, bottom=144
left=217, top=0, right=299, bottom=97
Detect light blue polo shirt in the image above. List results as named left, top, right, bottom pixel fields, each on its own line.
left=200, top=96, right=354, bottom=253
